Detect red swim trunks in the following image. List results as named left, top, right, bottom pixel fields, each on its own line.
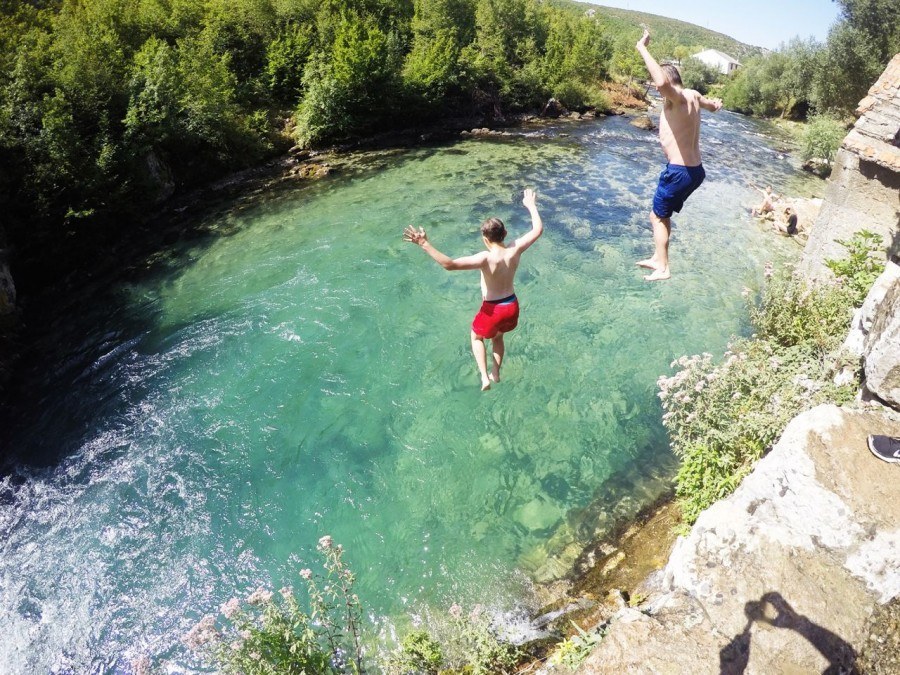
left=472, top=294, right=519, bottom=339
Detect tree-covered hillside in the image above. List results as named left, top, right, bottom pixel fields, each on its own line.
left=574, top=2, right=764, bottom=62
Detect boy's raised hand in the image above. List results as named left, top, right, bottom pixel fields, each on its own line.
left=402, top=225, right=428, bottom=246
left=522, top=188, right=537, bottom=210
left=637, top=27, right=650, bottom=49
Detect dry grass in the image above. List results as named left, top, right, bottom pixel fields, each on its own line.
left=599, top=81, right=649, bottom=112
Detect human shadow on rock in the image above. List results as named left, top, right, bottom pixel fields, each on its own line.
left=719, top=591, right=857, bottom=674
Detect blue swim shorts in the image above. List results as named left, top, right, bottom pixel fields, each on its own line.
left=652, top=163, right=706, bottom=219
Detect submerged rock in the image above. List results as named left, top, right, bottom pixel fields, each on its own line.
left=516, top=497, right=564, bottom=532
left=630, top=115, right=655, bottom=131
left=801, top=157, right=832, bottom=177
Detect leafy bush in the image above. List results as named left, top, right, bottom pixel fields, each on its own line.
left=679, top=57, right=718, bottom=95
left=386, top=629, right=445, bottom=674
left=800, top=114, right=846, bottom=162
left=386, top=604, right=521, bottom=675
left=551, top=80, right=610, bottom=111
left=445, top=604, right=521, bottom=674
left=183, top=536, right=364, bottom=674
left=825, top=230, right=886, bottom=306
left=749, top=268, right=856, bottom=353
left=549, top=622, right=606, bottom=669
left=660, top=265, right=862, bottom=524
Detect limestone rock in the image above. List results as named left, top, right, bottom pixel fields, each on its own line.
left=541, top=98, right=568, bottom=118
left=864, top=269, right=900, bottom=407
left=799, top=55, right=900, bottom=280
left=799, top=147, right=900, bottom=281
left=578, top=405, right=900, bottom=674
left=843, top=260, right=900, bottom=357
left=801, top=157, right=831, bottom=178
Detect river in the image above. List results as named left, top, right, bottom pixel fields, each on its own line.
left=0, top=111, right=819, bottom=672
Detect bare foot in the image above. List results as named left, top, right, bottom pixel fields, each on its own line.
left=481, top=378, right=491, bottom=391
left=635, top=258, right=660, bottom=270
left=489, top=368, right=500, bottom=384
left=644, top=267, right=671, bottom=281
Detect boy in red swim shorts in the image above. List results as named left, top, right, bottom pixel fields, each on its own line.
left=403, top=189, right=544, bottom=391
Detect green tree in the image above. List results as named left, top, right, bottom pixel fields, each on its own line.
left=812, top=23, right=883, bottom=113
left=296, top=12, right=404, bottom=145
left=679, top=57, right=718, bottom=95
left=835, top=0, right=900, bottom=65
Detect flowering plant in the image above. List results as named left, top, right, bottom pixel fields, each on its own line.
left=183, top=536, right=363, bottom=674
left=659, top=265, right=859, bottom=524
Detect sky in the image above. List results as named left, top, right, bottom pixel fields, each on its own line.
left=586, top=1, right=843, bottom=50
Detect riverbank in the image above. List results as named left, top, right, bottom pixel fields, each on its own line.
left=565, top=55, right=900, bottom=673
left=0, top=87, right=650, bottom=406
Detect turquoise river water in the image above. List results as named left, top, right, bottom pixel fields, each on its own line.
left=0, top=111, right=819, bottom=672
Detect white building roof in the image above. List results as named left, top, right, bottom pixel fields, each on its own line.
left=692, top=49, right=741, bottom=66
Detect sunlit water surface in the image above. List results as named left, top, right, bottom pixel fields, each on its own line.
left=0, top=112, right=819, bottom=672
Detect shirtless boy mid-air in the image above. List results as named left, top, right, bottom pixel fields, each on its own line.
left=635, top=28, right=722, bottom=281
left=403, top=189, right=544, bottom=391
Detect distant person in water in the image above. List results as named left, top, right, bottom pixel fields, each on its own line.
left=773, top=206, right=798, bottom=236
left=634, top=27, right=722, bottom=281
left=403, top=189, right=544, bottom=391
left=751, top=184, right=780, bottom=216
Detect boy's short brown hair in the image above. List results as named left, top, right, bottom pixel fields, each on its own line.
left=481, top=217, right=507, bottom=243
left=661, top=63, right=682, bottom=87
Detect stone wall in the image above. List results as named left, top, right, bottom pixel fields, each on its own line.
left=799, top=54, right=900, bottom=280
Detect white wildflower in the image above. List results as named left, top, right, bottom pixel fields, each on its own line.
left=220, top=598, right=240, bottom=619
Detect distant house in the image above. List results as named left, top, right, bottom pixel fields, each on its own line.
left=692, top=49, right=741, bottom=75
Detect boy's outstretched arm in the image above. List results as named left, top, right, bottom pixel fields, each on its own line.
left=513, top=189, right=543, bottom=252
left=699, top=95, right=723, bottom=112
left=403, top=226, right=486, bottom=270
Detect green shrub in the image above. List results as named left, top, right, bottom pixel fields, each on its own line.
left=800, top=114, right=846, bottom=162
left=825, top=230, right=885, bottom=306
left=749, top=269, right=856, bottom=353
left=660, top=268, right=860, bottom=524
left=548, top=75, right=610, bottom=112
left=387, top=629, right=445, bottom=674
left=549, top=622, right=605, bottom=669
left=387, top=604, right=521, bottom=675
left=447, top=605, right=520, bottom=674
